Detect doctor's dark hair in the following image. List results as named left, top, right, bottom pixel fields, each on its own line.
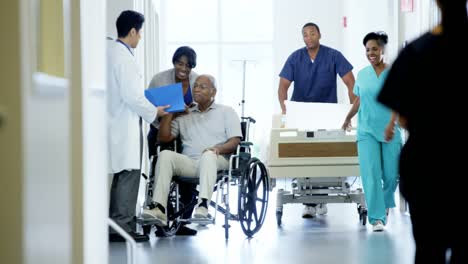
left=116, top=10, right=145, bottom=38
left=363, top=31, right=388, bottom=47
left=302, top=22, right=320, bottom=34
left=172, top=46, right=197, bottom=69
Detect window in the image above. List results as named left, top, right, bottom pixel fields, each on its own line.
left=161, top=0, right=274, bottom=158
left=221, top=0, right=273, bottom=42
left=166, top=0, right=218, bottom=42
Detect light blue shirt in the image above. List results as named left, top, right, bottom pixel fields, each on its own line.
left=354, top=66, right=401, bottom=142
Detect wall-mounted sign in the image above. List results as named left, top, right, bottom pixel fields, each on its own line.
left=401, top=0, right=414, bottom=12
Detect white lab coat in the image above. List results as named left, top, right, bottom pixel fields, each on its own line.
left=107, top=40, right=157, bottom=174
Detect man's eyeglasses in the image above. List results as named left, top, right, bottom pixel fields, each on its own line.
left=193, top=83, right=211, bottom=90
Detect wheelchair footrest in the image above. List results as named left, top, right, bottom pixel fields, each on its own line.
left=136, top=217, right=164, bottom=227
left=189, top=216, right=214, bottom=225
left=136, top=217, right=147, bottom=224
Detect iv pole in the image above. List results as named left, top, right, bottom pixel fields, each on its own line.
left=233, top=59, right=255, bottom=117
left=232, top=59, right=256, bottom=143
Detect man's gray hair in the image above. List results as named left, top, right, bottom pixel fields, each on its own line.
left=199, top=74, right=217, bottom=90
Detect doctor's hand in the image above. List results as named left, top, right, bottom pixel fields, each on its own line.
left=342, top=118, right=352, bottom=131
left=157, top=105, right=171, bottom=117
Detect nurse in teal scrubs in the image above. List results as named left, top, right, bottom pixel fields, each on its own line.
left=342, top=31, right=401, bottom=232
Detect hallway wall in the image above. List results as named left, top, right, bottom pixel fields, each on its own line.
left=273, top=0, right=346, bottom=105
left=106, top=0, right=134, bottom=39
left=0, top=1, right=23, bottom=263
left=399, top=0, right=439, bottom=45
left=0, top=0, right=73, bottom=263
left=0, top=0, right=108, bottom=263
left=78, top=0, right=108, bottom=262
left=21, top=0, right=72, bottom=261
left=342, top=0, right=399, bottom=79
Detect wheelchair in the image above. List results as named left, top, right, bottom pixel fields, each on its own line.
left=138, top=117, right=270, bottom=239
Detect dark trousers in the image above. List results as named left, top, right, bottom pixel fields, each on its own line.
left=399, top=140, right=467, bottom=263
left=408, top=197, right=466, bottom=264
left=109, top=169, right=141, bottom=234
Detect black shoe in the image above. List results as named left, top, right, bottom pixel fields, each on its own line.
left=154, top=225, right=197, bottom=237
left=109, top=232, right=149, bottom=243
left=175, top=225, right=197, bottom=236
left=154, top=228, right=167, bottom=238
left=109, top=233, right=126, bottom=242
left=131, top=232, right=149, bottom=242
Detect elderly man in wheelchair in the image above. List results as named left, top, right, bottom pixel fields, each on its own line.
left=141, top=74, right=241, bottom=223
left=140, top=74, right=270, bottom=239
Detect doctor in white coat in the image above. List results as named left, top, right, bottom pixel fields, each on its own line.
left=107, top=10, right=169, bottom=242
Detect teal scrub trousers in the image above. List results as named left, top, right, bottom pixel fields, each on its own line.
left=357, top=132, right=401, bottom=225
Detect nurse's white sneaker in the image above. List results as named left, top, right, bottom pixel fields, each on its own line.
left=316, top=203, right=328, bottom=215
left=372, top=220, right=385, bottom=232
left=302, top=205, right=316, bottom=218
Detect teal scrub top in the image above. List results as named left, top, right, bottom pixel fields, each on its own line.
left=354, top=66, right=401, bottom=142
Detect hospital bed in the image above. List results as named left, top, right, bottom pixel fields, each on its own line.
left=267, top=110, right=367, bottom=226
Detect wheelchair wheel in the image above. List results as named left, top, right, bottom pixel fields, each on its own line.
left=238, top=158, right=269, bottom=237
left=155, top=182, right=182, bottom=237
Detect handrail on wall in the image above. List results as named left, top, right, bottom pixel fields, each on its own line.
left=108, top=218, right=137, bottom=264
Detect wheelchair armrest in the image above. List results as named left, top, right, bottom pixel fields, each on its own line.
left=240, top=141, right=253, bottom=147
left=241, top=116, right=256, bottom=124
left=156, top=137, right=182, bottom=155
left=148, top=139, right=180, bottom=162
left=158, top=141, right=176, bottom=151
left=228, top=143, right=252, bottom=172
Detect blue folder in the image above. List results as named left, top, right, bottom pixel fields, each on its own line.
left=145, top=83, right=185, bottom=113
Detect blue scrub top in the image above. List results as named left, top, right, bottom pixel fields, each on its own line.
left=279, top=45, right=353, bottom=103
left=354, top=66, right=401, bottom=142
left=184, top=86, right=193, bottom=105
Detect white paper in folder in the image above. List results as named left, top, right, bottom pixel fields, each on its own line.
left=285, top=101, right=357, bottom=130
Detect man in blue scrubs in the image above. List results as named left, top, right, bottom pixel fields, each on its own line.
left=278, top=22, right=356, bottom=218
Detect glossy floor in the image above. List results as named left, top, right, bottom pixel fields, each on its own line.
left=110, top=187, right=414, bottom=264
